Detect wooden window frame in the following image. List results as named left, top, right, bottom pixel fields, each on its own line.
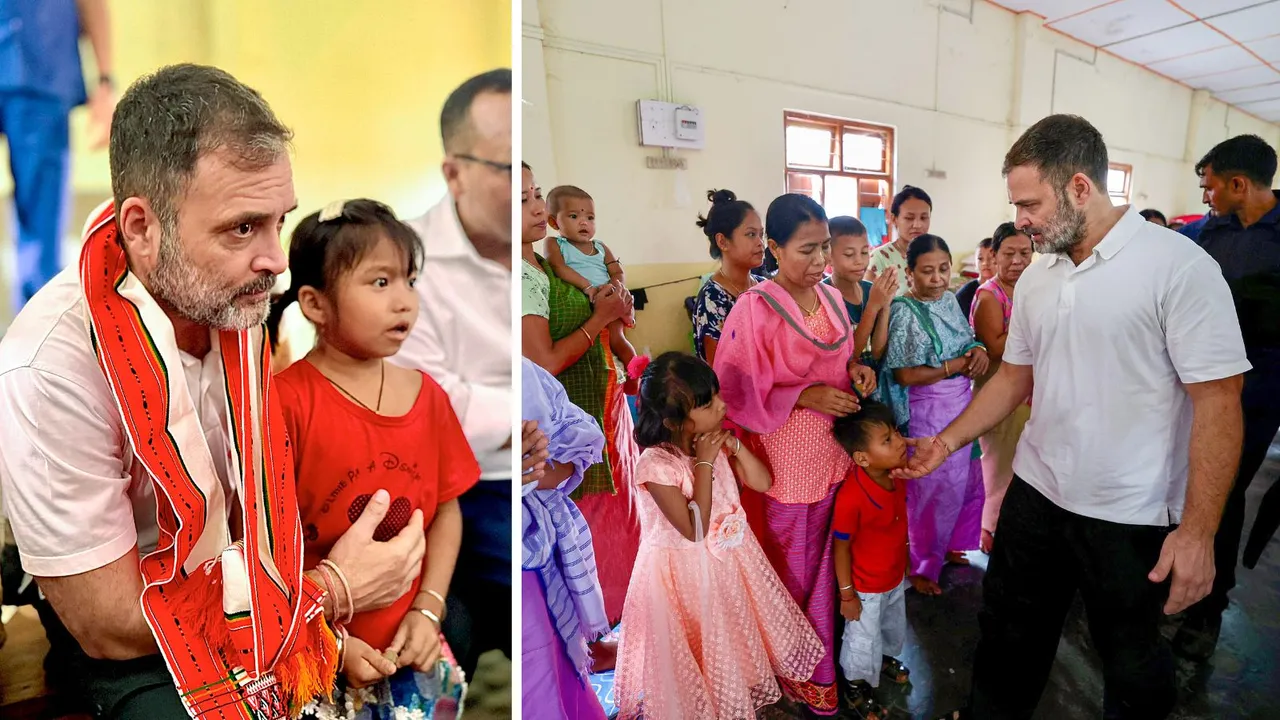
left=783, top=111, right=895, bottom=239
left=1108, top=162, right=1133, bottom=205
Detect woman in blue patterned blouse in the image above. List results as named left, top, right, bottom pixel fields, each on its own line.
left=691, top=189, right=765, bottom=366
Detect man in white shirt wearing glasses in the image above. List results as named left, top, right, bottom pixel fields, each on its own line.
left=393, top=68, right=513, bottom=680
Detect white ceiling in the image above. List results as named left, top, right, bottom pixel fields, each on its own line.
left=988, top=0, right=1280, bottom=122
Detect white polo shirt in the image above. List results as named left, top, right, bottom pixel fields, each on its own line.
left=0, top=268, right=235, bottom=577
left=1005, top=206, right=1250, bottom=526
left=391, top=195, right=512, bottom=481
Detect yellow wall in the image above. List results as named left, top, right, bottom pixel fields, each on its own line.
left=626, top=260, right=716, bottom=357
left=75, top=0, right=511, bottom=215
left=0, top=0, right=511, bottom=328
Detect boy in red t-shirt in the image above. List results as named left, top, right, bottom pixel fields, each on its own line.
left=831, top=401, right=912, bottom=716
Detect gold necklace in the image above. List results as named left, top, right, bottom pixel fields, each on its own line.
left=715, top=270, right=751, bottom=297
left=325, top=360, right=386, bottom=413
left=799, top=293, right=821, bottom=316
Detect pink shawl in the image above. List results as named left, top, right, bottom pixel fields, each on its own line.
left=713, top=280, right=855, bottom=434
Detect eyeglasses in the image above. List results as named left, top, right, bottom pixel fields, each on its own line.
left=454, top=153, right=512, bottom=175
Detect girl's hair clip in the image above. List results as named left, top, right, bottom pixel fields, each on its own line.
left=318, top=200, right=347, bottom=223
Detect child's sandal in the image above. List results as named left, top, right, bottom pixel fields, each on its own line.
left=881, top=657, right=910, bottom=684
left=845, top=680, right=885, bottom=719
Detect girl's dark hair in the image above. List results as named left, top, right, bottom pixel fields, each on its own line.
left=634, top=352, right=720, bottom=449
left=890, top=185, right=933, bottom=216
left=829, top=216, right=867, bottom=238
left=906, top=234, right=951, bottom=270
left=990, top=222, right=1021, bottom=253
left=266, top=199, right=423, bottom=350
left=695, top=189, right=754, bottom=259
left=521, top=160, right=532, bottom=171
left=765, top=193, right=827, bottom=247
left=832, top=400, right=897, bottom=454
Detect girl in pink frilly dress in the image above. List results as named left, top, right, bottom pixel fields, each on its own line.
left=613, top=352, right=825, bottom=719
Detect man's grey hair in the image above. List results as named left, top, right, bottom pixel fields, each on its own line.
left=109, top=64, right=293, bottom=229
left=1003, top=114, right=1109, bottom=194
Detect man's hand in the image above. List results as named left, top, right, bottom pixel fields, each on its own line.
left=328, top=489, right=425, bottom=613
left=87, top=84, right=116, bottom=151
left=385, top=611, right=442, bottom=672
left=344, top=636, right=397, bottom=689
left=892, top=436, right=950, bottom=480
left=1148, top=527, right=1216, bottom=614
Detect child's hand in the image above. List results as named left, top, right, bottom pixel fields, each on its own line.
left=693, top=430, right=730, bottom=464
left=585, top=285, right=600, bottom=303
left=848, top=363, right=878, bottom=396
left=344, top=636, right=397, bottom=689
left=386, top=611, right=443, bottom=672
left=840, top=594, right=863, bottom=622
left=868, top=269, right=898, bottom=308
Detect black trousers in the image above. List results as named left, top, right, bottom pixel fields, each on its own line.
left=1195, top=367, right=1280, bottom=616
left=440, top=480, right=512, bottom=679
left=969, top=478, right=1175, bottom=720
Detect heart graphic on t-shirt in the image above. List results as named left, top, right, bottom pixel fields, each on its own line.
left=347, top=494, right=413, bottom=542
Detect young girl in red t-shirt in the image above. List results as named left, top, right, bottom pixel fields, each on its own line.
left=272, top=199, right=479, bottom=718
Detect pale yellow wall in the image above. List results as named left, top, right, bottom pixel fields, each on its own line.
left=626, top=261, right=716, bottom=358
left=0, top=0, right=511, bottom=330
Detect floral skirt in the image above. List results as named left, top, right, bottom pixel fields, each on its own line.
left=299, top=641, right=466, bottom=720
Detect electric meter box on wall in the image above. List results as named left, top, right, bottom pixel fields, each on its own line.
left=637, top=100, right=705, bottom=150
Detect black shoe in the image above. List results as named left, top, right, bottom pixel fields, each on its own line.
left=1172, top=610, right=1222, bottom=661
left=842, top=678, right=884, bottom=718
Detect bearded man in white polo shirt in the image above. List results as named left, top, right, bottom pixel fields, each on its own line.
left=391, top=68, right=513, bottom=679
left=903, top=114, right=1249, bottom=720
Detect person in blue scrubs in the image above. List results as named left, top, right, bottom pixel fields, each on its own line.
left=0, top=0, right=114, bottom=310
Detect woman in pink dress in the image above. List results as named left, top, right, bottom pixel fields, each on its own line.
left=614, top=353, right=824, bottom=719
left=969, top=222, right=1034, bottom=553
left=713, top=194, right=879, bottom=715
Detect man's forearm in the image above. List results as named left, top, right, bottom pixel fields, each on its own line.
left=938, top=362, right=1032, bottom=449
left=76, top=0, right=113, bottom=76
left=1180, top=380, right=1244, bottom=537
left=37, top=550, right=158, bottom=660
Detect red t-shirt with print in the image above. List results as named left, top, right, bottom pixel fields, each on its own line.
left=276, top=360, right=479, bottom=651
left=831, top=466, right=908, bottom=594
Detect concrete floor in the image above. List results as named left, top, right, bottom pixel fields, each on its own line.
left=762, top=438, right=1280, bottom=720
left=467, top=650, right=513, bottom=719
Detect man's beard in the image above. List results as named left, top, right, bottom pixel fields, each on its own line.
left=149, top=226, right=276, bottom=330
left=1027, top=188, right=1087, bottom=255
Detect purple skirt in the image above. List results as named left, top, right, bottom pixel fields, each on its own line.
left=522, top=571, right=608, bottom=720
left=907, top=376, right=984, bottom=582
left=744, top=484, right=840, bottom=716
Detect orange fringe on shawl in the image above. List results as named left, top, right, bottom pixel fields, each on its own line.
left=172, top=564, right=337, bottom=715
